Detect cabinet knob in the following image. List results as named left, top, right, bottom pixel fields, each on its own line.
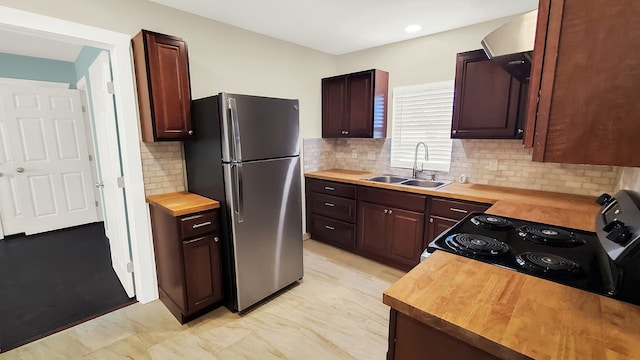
left=188, top=130, right=194, bottom=135
left=345, top=130, right=349, bottom=135
left=388, top=210, right=392, bottom=215
left=517, top=129, right=524, bottom=134
left=430, top=218, right=434, bottom=223
left=214, top=236, right=219, bottom=242
left=16, top=167, right=25, bottom=173
left=384, top=209, right=388, bottom=214
left=452, top=130, right=457, bottom=135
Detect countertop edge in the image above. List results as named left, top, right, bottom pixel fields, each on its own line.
left=146, top=191, right=220, bottom=217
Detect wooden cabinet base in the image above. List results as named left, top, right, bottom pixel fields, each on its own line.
left=149, top=203, right=223, bottom=324
left=387, top=309, right=499, bottom=360
left=159, top=288, right=222, bottom=324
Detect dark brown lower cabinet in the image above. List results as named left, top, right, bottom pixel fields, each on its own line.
left=387, top=309, right=499, bottom=360
left=306, top=178, right=358, bottom=251
left=182, top=234, right=223, bottom=313
left=149, top=206, right=223, bottom=323
left=357, top=202, right=389, bottom=258
left=425, top=216, right=458, bottom=247
left=424, top=197, right=491, bottom=248
left=357, top=187, right=426, bottom=271
left=388, top=209, right=425, bottom=269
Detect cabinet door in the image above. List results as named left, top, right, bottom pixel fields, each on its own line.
left=388, top=208, right=425, bottom=270
left=182, top=234, right=223, bottom=312
left=322, top=76, right=345, bottom=137
left=345, top=71, right=374, bottom=137
left=146, top=31, right=193, bottom=140
left=357, top=202, right=390, bottom=258
left=528, top=0, right=640, bottom=166
left=452, top=50, right=522, bottom=139
left=389, top=310, right=500, bottom=360
left=425, top=216, right=458, bottom=247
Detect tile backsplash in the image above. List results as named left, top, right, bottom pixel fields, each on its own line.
left=140, top=142, right=186, bottom=196
left=303, top=138, right=620, bottom=197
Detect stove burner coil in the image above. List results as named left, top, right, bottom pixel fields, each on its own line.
left=470, top=215, right=513, bottom=230
left=445, top=233, right=510, bottom=257
left=515, top=252, right=582, bottom=278
left=517, top=225, right=586, bottom=247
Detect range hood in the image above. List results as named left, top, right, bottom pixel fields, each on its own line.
left=481, top=10, right=538, bottom=82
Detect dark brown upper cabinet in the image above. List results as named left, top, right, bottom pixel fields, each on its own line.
left=322, top=69, right=389, bottom=138
left=451, top=49, right=527, bottom=139
left=132, top=30, right=193, bottom=142
left=525, top=0, right=640, bottom=166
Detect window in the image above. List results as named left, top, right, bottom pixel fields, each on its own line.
left=390, top=81, right=454, bottom=173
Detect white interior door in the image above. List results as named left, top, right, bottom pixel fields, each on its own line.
left=0, top=90, right=23, bottom=237
left=76, top=78, right=104, bottom=222
left=89, top=51, right=135, bottom=297
left=0, top=84, right=98, bottom=236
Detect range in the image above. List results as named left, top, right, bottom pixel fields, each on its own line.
left=424, top=190, right=640, bottom=306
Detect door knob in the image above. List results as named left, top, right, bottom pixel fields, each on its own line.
left=16, top=167, right=24, bottom=173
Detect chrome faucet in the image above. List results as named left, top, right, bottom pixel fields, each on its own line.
left=412, top=142, right=428, bottom=179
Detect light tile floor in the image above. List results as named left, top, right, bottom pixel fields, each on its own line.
left=2, top=240, right=405, bottom=359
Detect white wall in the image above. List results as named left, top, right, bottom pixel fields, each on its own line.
left=0, top=0, right=337, bottom=139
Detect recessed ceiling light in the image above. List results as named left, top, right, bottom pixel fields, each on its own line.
left=405, top=24, right=422, bottom=33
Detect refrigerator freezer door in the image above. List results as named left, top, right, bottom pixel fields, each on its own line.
left=223, top=157, right=303, bottom=311
left=220, top=93, right=300, bottom=162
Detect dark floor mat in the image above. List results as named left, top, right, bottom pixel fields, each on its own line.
left=0, top=222, right=134, bottom=352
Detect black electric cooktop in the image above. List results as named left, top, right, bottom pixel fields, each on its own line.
left=427, top=213, right=617, bottom=298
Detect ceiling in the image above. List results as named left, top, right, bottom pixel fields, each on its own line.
left=0, top=28, right=83, bottom=62
left=149, top=0, right=538, bottom=55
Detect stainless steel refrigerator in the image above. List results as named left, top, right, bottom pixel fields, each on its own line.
left=184, top=93, right=303, bottom=312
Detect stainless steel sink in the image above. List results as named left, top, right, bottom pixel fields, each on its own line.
left=363, top=174, right=451, bottom=190
left=400, top=179, right=451, bottom=189
left=363, top=175, right=409, bottom=184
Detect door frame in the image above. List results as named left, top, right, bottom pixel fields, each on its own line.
left=0, top=6, right=157, bottom=303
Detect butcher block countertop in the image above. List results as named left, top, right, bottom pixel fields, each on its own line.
left=383, top=251, right=640, bottom=359
left=305, top=169, right=600, bottom=231
left=146, top=191, right=219, bottom=217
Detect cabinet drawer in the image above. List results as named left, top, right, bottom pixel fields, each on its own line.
left=430, top=198, right=490, bottom=220
left=358, top=186, right=426, bottom=213
left=311, top=215, right=356, bottom=249
left=180, top=211, right=217, bottom=239
left=311, top=193, right=356, bottom=223
left=306, top=178, right=356, bottom=199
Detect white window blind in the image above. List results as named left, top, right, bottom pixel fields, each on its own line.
left=390, top=81, right=454, bottom=173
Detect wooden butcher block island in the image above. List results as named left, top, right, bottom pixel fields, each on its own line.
left=384, top=251, right=640, bottom=359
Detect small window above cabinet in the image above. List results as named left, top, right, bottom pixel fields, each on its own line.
left=132, top=30, right=193, bottom=142
left=322, top=69, right=389, bottom=138
left=451, top=49, right=528, bottom=139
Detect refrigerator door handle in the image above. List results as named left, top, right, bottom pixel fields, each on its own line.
left=228, top=98, right=243, bottom=162
left=233, top=163, right=244, bottom=223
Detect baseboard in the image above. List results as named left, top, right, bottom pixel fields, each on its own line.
left=303, top=232, right=311, bottom=241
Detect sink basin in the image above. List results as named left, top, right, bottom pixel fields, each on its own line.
left=400, top=179, right=451, bottom=189
left=363, top=175, right=409, bottom=184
